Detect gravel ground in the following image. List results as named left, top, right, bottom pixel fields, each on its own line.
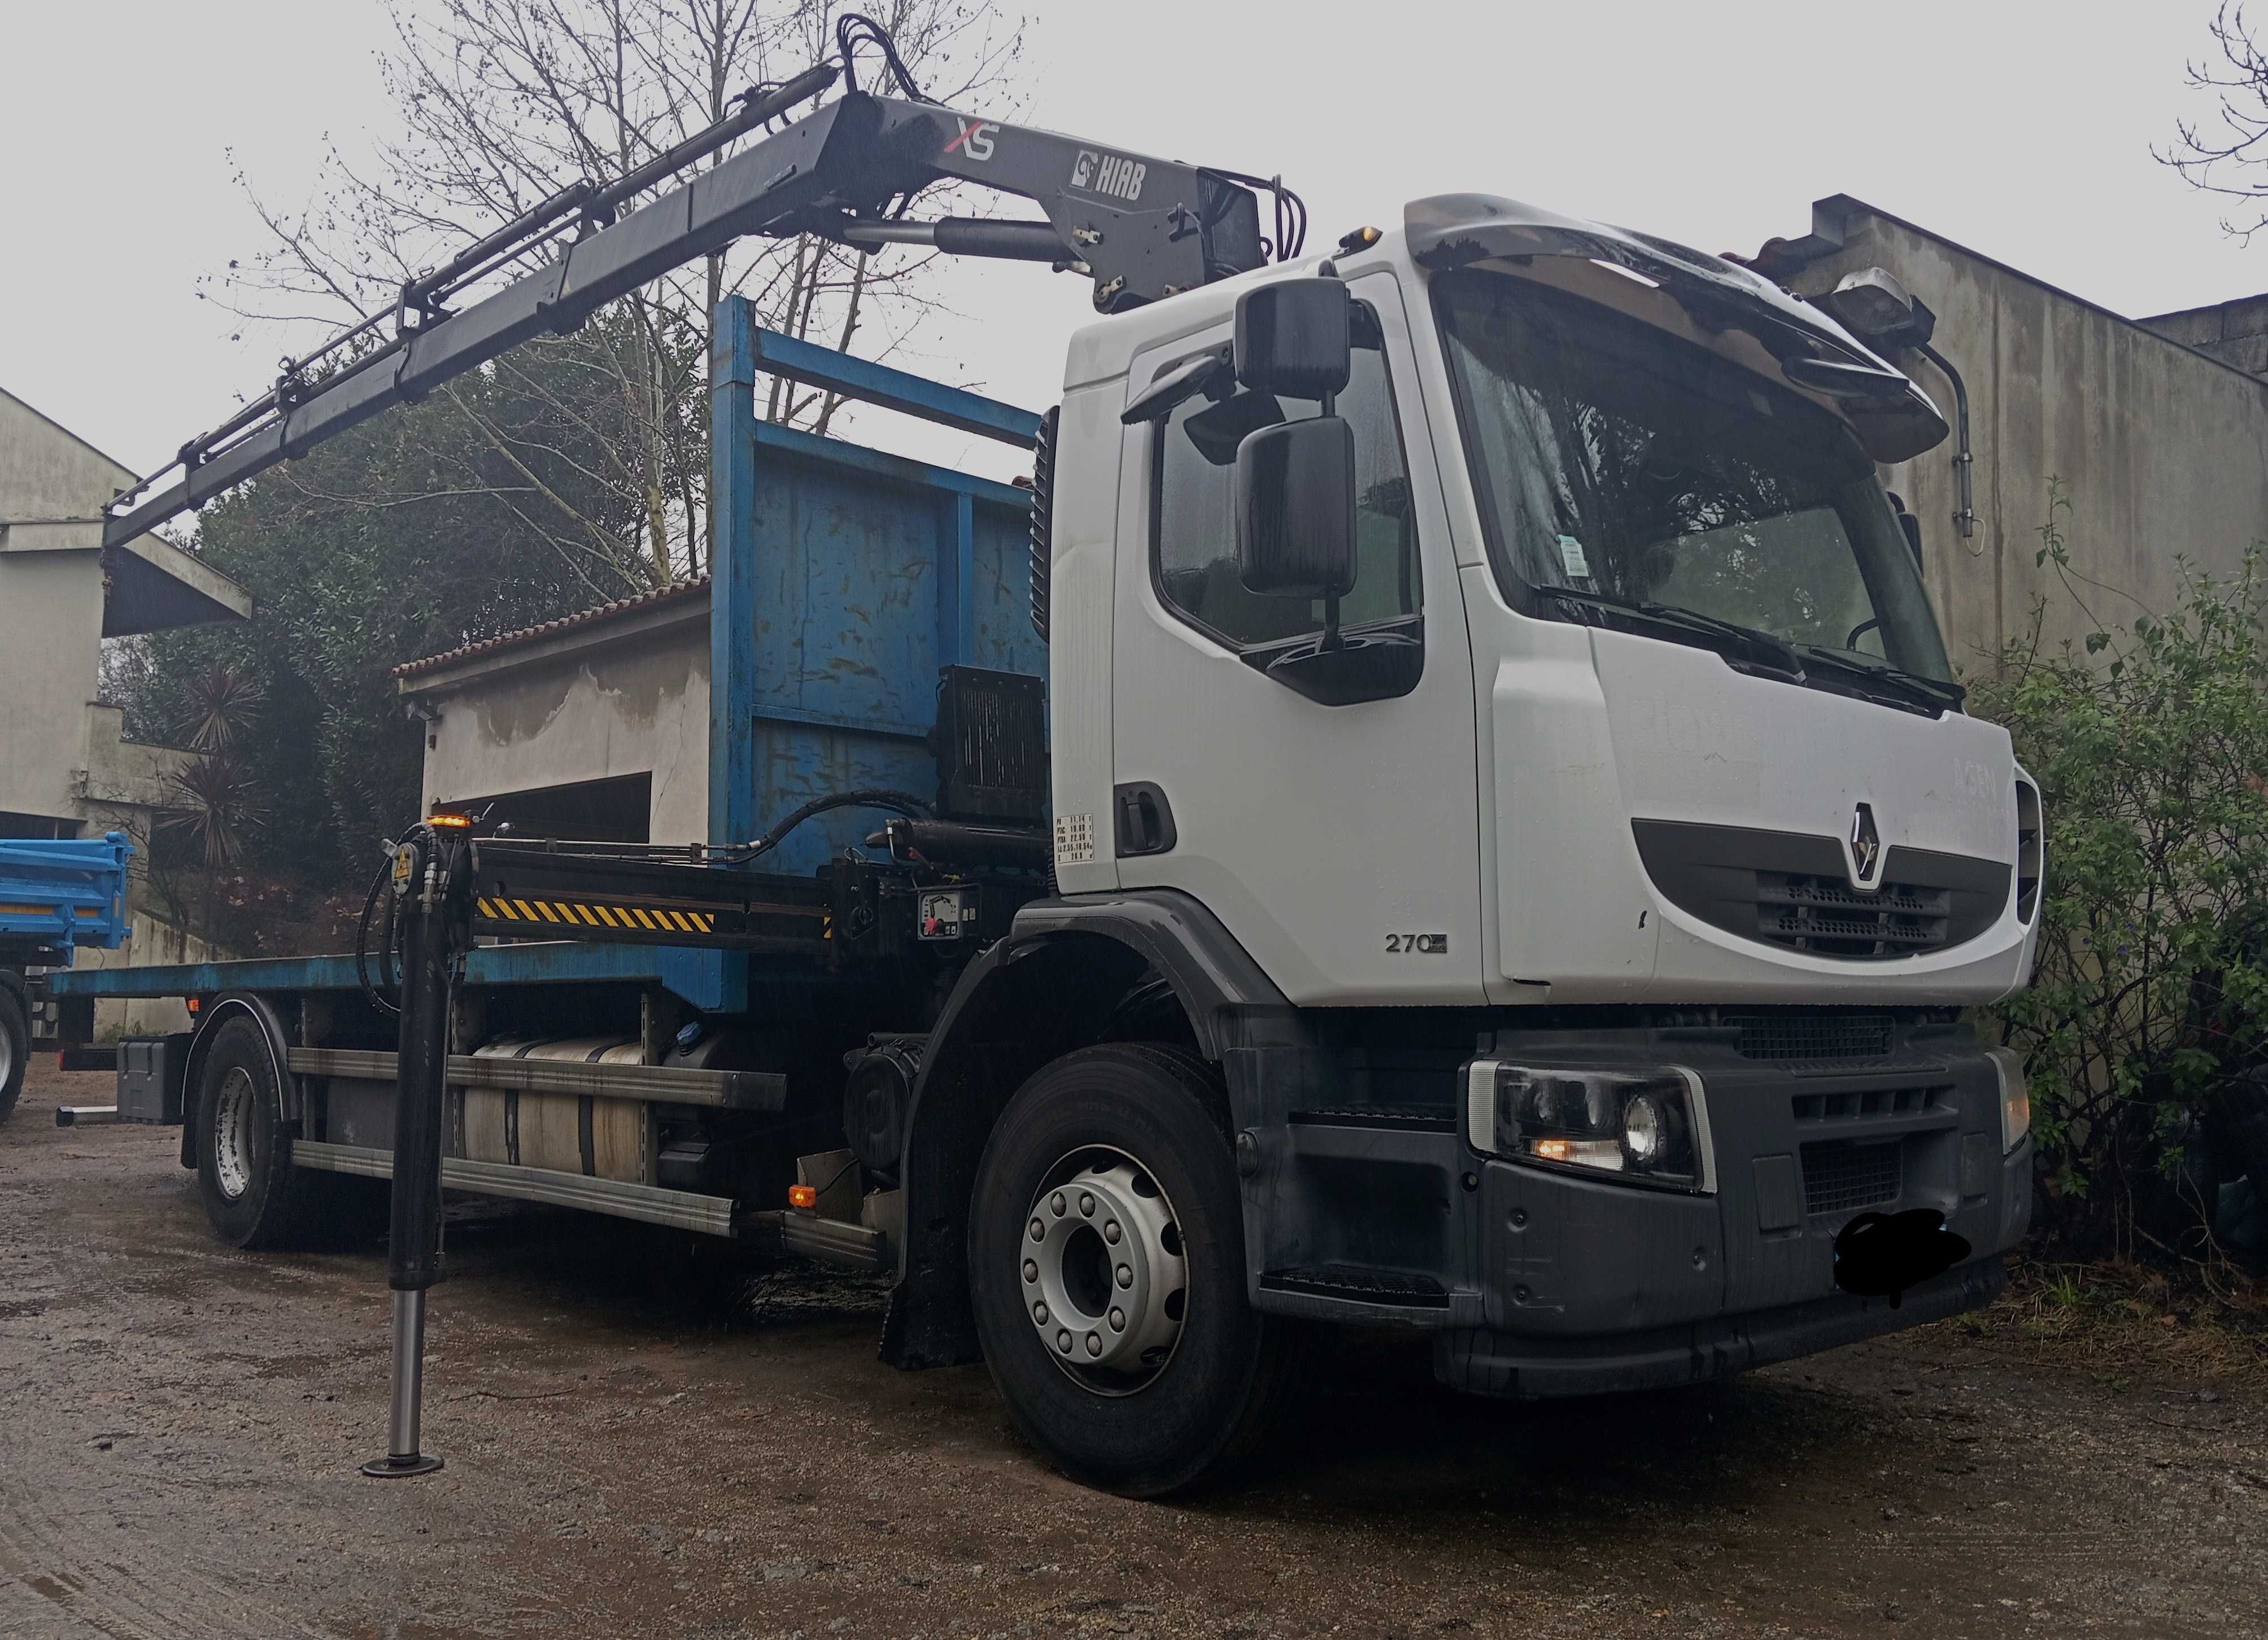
left=4, top=1060, right=2265, bottom=1640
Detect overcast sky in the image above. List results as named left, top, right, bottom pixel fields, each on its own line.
left=6, top=1, right=2264, bottom=494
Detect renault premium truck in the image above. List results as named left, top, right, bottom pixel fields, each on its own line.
left=58, top=25, right=2040, bottom=1496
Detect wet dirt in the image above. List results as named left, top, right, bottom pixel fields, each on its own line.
left=4, top=1062, right=2265, bottom=1639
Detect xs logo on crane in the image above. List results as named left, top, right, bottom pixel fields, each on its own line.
left=944, top=117, right=998, bottom=162
left=1071, top=149, right=1146, bottom=202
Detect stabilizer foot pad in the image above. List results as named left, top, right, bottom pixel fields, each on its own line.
left=360, top=1453, right=445, bottom=1478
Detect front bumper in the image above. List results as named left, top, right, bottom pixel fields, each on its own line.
left=1434, top=1254, right=2006, bottom=1399
left=1239, top=1014, right=2031, bottom=1389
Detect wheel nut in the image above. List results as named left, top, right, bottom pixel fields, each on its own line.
left=1079, top=1192, right=1095, bottom=1216
left=1033, top=1301, right=1048, bottom=1324
left=1056, top=1329, right=1072, bottom=1353
left=1028, top=1218, right=1045, bottom=1241
left=1023, top=1259, right=1038, bottom=1284
left=1115, top=1264, right=1132, bottom=1289
left=1104, top=1220, right=1121, bottom=1244
left=1109, top=1307, right=1126, bottom=1331
left=1085, top=1332, right=1102, bottom=1357
left=1049, top=1191, right=1066, bottom=1216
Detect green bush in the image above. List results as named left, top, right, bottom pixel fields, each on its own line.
left=1970, top=509, right=2268, bottom=1260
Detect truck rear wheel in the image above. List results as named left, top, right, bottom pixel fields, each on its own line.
left=969, top=1043, right=1302, bottom=1497
left=194, top=1018, right=325, bottom=1249
left=0, top=984, right=25, bottom=1122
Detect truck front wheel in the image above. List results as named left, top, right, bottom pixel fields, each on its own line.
left=0, top=984, right=26, bottom=1122
left=969, top=1044, right=1302, bottom=1497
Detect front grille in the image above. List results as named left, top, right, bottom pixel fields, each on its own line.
left=1801, top=1139, right=1903, bottom=1216
left=1730, top=1013, right=1894, bottom=1062
left=1791, top=1085, right=1942, bottom=1123
left=1631, top=820, right=2011, bottom=963
left=1758, top=871, right=1948, bottom=957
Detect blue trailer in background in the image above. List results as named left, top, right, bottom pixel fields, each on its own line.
left=0, top=831, right=132, bottom=1118
left=48, top=310, right=1051, bottom=1275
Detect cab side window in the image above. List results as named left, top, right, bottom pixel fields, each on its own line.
left=1152, top=315, right=1418, bottom=649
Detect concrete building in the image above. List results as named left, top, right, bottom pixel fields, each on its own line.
left=1752, top=198, right=2268, bottom=673
left=1, top=386, right=251, bottom=840
left=392, top=577, right=713, bottom=845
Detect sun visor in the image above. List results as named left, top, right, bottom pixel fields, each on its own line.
left=1404, top=195, right=1948, bottom=465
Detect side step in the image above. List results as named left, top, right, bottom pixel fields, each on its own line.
left=291, top=1140, right=738, bottom=1237
left=779, top=1210, right=888, bottom=1272
left=1260, top=1264, right=1452, bottom=1308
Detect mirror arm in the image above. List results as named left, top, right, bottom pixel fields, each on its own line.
left=1315, top=384, right=1344, bottom=652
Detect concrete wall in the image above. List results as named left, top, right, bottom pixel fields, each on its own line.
left=412, top=605, right=710, bottom=845
left=2140, top=293, right=2268, bottom=378
left=75, top=908, right=228, bottom=1035
left=1776, top=206, right=2268, bottom=673
left=0, top=549, right=106, bottom=823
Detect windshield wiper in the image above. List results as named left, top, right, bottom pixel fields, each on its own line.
left=1792, top=644, right=1966, bottom=712
left=1534, top=586, right=1805, bottom=677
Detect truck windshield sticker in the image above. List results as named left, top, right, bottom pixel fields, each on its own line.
left=1557, top=534, right=1591, bottom=579
left=1054, top=813, right=1096, bottom=866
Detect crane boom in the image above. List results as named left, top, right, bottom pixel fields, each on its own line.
left=106, top=60, right=1285, bottom=551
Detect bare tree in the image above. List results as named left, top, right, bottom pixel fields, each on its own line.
left=2162, top=3, right=2268, bottom=240
left=210, top=0, right=1025, bottom=589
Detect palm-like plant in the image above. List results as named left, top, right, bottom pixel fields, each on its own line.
left=160, top=663, right=269, bottom=944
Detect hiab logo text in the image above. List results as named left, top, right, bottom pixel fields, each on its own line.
left=1071, top=149, right=1146, bottom=202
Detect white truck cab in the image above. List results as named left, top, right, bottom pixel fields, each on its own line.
left=1052, top=194, right=2039, bottom=1011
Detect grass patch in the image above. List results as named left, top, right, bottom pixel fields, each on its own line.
left=1938, top=1252, right=2268, bottom=1394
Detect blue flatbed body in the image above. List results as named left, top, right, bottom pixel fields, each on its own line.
left=47, top=939, right=782, bottom=1014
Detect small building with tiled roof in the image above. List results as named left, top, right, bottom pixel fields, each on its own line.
left=394, top=577, right=712, bottom=844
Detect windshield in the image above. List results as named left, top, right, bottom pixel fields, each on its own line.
left=1433, top=267, right=1953, bottom=686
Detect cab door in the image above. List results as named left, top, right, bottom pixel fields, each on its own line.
left=1107, top=272, right=1483, bottom=1006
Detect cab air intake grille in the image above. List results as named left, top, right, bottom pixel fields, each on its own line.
left=1730, top=1013, right=1895, bottom=1062
left=1631, top=820, right=2012, bottom=963
left=1758, top=871, right=1947, bottom=957
left=1801, top=1139, right=1903, bottom=1216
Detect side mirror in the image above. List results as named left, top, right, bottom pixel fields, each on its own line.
left=1235, top=416, right=1355, bottom=600
left=1235, top=279, right=1352, bottom=400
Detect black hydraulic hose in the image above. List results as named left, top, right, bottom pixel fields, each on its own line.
left=354, top=847, right=402, bottom=1017
left=741, top=789, right=932, bottom=863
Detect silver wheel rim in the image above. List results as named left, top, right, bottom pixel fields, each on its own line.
left=0, top=1020, right=12, bottom=1092
left=1020, top=1146, right=1187, bottom=1396
left=212, top=1067, right=256, bottom=1201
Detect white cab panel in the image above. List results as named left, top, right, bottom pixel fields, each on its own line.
left=1107, top=272, right=1485, bottom=1005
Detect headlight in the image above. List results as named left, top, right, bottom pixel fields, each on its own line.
left=1465, top=1062, right=1714, bottom=1193
left=1987, top=1047, right=2030, bottom=1154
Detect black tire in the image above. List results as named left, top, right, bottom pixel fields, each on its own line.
left=969, top=1043, right=1304, bottom=1497
left=0, top=984, right=26, bottom=1123
left=194, top=1017, right=325, bottom=1249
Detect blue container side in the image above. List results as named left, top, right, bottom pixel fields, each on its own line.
left=55, top=321, right=1047, bottom=1020
left=0, top=831, right=133, bottom=954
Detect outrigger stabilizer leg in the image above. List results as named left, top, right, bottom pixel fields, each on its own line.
left=362, top=818, right=472, bottom=1477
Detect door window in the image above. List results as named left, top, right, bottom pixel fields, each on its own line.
left=1151, top=314, right=1418, bottom=649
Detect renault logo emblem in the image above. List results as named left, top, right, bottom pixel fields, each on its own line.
left=1851, top=802, right=1883, bottom=886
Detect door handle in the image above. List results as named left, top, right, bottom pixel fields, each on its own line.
left=1113, top=782, right=1177, bottom=858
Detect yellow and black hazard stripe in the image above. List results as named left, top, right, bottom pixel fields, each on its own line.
left=474, top=896, right=717, bottom=936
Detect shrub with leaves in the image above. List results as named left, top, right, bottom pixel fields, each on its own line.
left=1970, top=501, right=2268, bottom=1260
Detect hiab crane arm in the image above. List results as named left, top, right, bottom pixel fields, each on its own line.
left=104, top=16, right=1302, bottom=552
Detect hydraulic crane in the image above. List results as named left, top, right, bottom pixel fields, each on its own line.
left=102, top=12, right=1302, bottom=552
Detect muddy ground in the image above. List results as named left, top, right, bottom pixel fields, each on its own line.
left=3, top=1061, right=2265, bottom=1640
